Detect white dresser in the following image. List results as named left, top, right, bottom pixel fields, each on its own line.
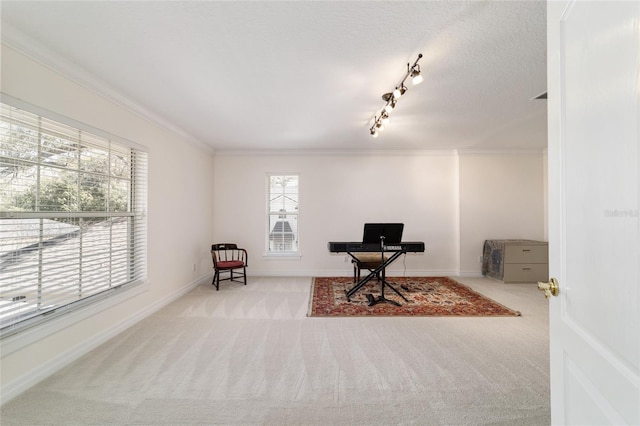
left=482, top=239, right=549, bottom=283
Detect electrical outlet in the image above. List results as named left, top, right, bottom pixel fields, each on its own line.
left=478, top=255, right=483, bottom=263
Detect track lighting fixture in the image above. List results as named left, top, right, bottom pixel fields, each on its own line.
left=369, top=53, right=423, bottom=137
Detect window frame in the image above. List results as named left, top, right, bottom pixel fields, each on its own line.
left=264, top=173, right=300, bottom=259
left=0, top=94, right=148, bottom=345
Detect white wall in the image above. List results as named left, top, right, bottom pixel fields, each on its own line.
left=214, top=152, right=459, bottom=276
left=0, top=45, right=215, bottom=401
left=458, top=152, right=547, bottom=275
left=214, top=150, right=545, bottom=277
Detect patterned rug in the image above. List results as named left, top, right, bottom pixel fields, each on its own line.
left=308, top=276, right=521, bottom=317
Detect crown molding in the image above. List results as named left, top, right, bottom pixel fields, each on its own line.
left=214, top=148, right=546, bottom=157
left=214, top=149, right=459, bottom=157
left=456, top=148, right=545, bottom=156
left=1, top=23, right=214, bottom=155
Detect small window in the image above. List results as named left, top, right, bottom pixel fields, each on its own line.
left=266, top=174, right=298, bottom=254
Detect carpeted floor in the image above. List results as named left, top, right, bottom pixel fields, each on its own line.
left=0, top=276, right=550, bottom=425
left=309, top=276, right=521, bottom=317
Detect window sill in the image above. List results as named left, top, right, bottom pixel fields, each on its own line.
left=262, top=253, right=302, bottom=260
left=0, top=280, right=148, bottom=356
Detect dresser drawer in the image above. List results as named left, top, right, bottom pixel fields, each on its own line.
left=504, top=244, right=548, bottom=264
left=503, top=263, right=548, bottom=282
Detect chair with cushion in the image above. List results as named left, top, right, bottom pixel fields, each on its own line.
left=352, top=253, right=388, bottom=283
left=211, top=243, right=248, bottom=291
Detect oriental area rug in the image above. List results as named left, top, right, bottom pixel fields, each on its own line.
left=308, top=276, right=521, bottom=317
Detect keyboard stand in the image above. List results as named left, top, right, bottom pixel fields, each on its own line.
left=345, top=237, right=409, bottom=306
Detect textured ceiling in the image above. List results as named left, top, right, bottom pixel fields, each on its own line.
left=1, top=1, right=547, bottom=152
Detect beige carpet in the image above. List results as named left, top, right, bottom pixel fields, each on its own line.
left=0, top=276, right=550, bottom=425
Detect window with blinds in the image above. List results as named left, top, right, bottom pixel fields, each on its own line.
left=266, top=174, right=299, bottom=254
left=0, top=101, right=147, bottom=338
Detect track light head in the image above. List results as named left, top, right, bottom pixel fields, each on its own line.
left=392, top=86, right=407, bottom=99
left=384, top=100, right=396, bottom=114
left=410, top=64, right=423, bottom=85
left=381, top=112, right=390, bottom=125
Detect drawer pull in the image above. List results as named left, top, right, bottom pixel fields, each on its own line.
left=522, top=267, right=531, bottom=271
left=522, top=249, right=531, bottom=252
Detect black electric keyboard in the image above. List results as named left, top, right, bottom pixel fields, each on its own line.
left=328, top=241, right=425, bottom=253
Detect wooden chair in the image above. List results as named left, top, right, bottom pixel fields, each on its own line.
left=352, top=253, right=388, bottom=283
left=211, top=243, right=248, bottom=291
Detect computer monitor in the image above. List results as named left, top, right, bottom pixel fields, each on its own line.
left=362, top=223, right=404, bottom=244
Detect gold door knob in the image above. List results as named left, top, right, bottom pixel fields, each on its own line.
left=538, top=277, right=559, bottom=299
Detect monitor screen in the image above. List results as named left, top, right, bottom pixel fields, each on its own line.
left=362, top=223, right=404, bottom=244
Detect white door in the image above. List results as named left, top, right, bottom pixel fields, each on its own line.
left=547, top=1, right=640, bottom=424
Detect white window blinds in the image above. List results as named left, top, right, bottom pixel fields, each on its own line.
left=0, top=101, right=148, bottom=337
left=266, top=174, right=299, bottom=254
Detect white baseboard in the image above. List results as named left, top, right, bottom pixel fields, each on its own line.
left=0, top=274, right=211, bottom=405
left=457, top=271, right=485, bottom=278
left=246, top=270, right=461, bottom=277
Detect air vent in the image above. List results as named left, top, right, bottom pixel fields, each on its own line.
left=531, top=91, right=547, bottom=100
